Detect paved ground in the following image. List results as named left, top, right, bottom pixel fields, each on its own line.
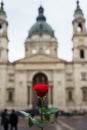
left=0, top=116, right=56, bottom=130
left=18, top=117, right=56, bottom=130
left=0, top=115, right=87, bottom=130
left=56, top=115, right=87, bottom=130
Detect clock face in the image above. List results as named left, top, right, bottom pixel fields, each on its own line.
left=32, top=49, right=36, bottom=54
left=79, top=38, right=84, bottom=44
left=46, top=49, right=50, bottom=54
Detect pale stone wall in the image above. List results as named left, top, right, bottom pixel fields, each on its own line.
left=73, top=63, right=87, bottom=110
left=0, top=2, right=87, bottom=112
left=0, top=65, right=8, bottom=109
left=0, top=56, right=87, bottom=111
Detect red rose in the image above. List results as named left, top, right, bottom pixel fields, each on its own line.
left=32, top=84, right=49, bottom=97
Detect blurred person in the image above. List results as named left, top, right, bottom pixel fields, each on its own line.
left=1, top=109, right=9, bottom=130
left=10, top=109, right=18, bottom=130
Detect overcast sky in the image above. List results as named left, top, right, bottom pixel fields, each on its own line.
left=3, top=0, right=87, bottom=62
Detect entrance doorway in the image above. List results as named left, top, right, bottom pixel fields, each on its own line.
left=32, top=72, right=48, bottom=108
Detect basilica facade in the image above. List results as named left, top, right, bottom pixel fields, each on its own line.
left=0, top=1, right=87, bottom=111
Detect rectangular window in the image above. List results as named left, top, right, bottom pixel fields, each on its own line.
left=66, top=88, right=74, bottom=102
left=8, top=73, right=14, bottom=82
left=8, top=91, right=13, bottom=101
left=82, top=88, right=87, bottom=101
left=66, top=73, right=73, bottom=81
left=7, top=88, right=14, bottom=102
left=81, top=72, right=86, bottom=81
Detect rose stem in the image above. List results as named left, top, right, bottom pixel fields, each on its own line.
left=41, top=97, right=44, bottom=130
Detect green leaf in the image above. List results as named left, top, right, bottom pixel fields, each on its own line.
left=35, top=120, right=44, bottom=128
left=28, top=117, right=43, bottom=128
left=39, top=107, right=58, bottom=115
left=44, top=114, right=50, bottom=121
left=47, top=107, right=58, bottom=114
left=20, top=110, right=44, bottom=128
left=39, top=107, right=46, bottom=114
left=19, top=111, right=31, bottom=117
left=28, top=118, right=34, bottom=127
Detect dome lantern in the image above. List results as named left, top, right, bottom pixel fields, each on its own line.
left=36, top=6, right=46, bottom=22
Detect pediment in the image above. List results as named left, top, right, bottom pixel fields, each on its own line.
left=14, top=54, right=65, bottom=63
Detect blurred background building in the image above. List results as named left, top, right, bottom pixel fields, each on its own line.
left=0, top=1, right=87, bottom=111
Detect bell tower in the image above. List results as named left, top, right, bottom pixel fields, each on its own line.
left=72, top=1, right=87, bottom=61
left=0, top=1, right=9, bottom=62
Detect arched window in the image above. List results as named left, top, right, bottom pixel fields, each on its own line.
left=33, top=73, right=48, bottom=85
left=80, top=49, right=85, bottom=58
left=0, top=24, right=3, bottom=34
left=77, top=23, right=83, bottom=32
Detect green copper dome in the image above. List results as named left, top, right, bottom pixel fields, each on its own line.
left=29, top=6, right=54, bottom=37
left=29, top=21, right=54, bottom=36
